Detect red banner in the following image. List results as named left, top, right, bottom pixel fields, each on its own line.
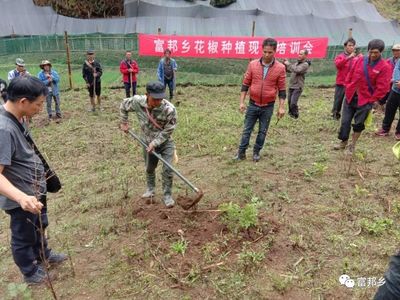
left=139, top=34, right=328, bottom=59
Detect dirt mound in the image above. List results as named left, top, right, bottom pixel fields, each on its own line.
left=131, top=198, right=281, bottom=287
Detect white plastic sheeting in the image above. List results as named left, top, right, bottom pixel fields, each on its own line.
left=0, top=0, right=399, bottom=46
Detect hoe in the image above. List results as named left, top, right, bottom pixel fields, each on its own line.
left=128, top=130, right=204, bottom=210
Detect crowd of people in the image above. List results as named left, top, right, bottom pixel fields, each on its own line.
left=0, top=37, right=399, bottom=298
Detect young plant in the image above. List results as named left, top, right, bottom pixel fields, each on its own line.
left=170, top=239, right=189, bottom=256
left=219, top=199, right=259, bottom=234
left=238, top=248, right=265, bottom=270
left=6, top=283, right=32, bottom=300
left=360, top=217, right=393, bottom=235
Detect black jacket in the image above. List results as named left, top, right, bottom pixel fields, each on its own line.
left=82, top=60, right=103, bottom=84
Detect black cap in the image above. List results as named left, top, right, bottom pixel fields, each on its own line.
left=146, top=81, right=165, bottom=99
left=87, top=49, right=95, bottom=55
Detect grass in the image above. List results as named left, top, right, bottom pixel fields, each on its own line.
left=0, top=63, right=400, bottom=299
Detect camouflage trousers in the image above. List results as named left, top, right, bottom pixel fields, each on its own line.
left=143, top=139, right=175, bottom=196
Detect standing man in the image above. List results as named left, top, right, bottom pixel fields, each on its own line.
left=157, top=49, right=178, bottom=101
left=82, top=49, right=103, bottom=112
left=0, top=77, right=66, bottom=284
left=120, top=50, right=140, bottom=98
left=375, top=44, right=400, bottom=110
left=120, top=81, right=177, bottom=208
left=283, top=49, right=310, bottom=119
left=8, top=58, right=30, bottom=81
left=332, top=38, right=358, bottom=120
left=375, top=58, right=400, bottom=140
left=334, top=39, right=391, bottom=154
left=234, top=38, right=286, bottom=162
left=37, top=60, right=61, bottom=122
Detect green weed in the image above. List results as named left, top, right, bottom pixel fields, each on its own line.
left=6, top=283, right=32, bottom=300
left=360, top=218, right=393, bottom=235
left=219, top=198, right=260, bottom=234
left=170, top=240, right=189, bottom=256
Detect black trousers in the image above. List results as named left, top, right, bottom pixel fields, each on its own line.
left=374, top=251, right=400, bottom=300
left=332, top=84, right=345, bottom=118
left=124, top=81, right=137, bottom=98
left=382, top=90, right=400, bottom=133
left=5, top=201, right=51, bottom=276
left=338, top=95, right=372, bottom=141
left=288, top=88, right=303, bottom=117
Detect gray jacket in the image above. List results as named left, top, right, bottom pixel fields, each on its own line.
left=287, top=60, right=309, bottom=89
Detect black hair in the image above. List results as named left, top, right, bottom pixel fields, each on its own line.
left=262, top=38, right=278, bottom=51
left=164, top=48, right=172, bottom=55
left=0, top=79, right=7, bottom=102
left=301, top=49, right=309, bottom=55
left=7, top=76, right=48, bottom=103
left=344, top=38, right=356, bottom=46
left=368, top=39, right=385, bottom=52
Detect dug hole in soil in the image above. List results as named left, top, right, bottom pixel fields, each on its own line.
left=131, top=195, right=281, bottom=286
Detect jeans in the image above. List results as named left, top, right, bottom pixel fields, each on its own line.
left=5, top=204, right=51, bottom=276
left=332, top=84, right=345, bottom=118
left=338, top=95, right=372, bottom=141
left=382, top=90, right=400, bottom=133
left=124, top=81, right=137, bottom=98
left=288, top=88, right=303, bottom=117
left=143, top=140, right=175, bottom=196
left=374, top=251, right=400, bottom=300
left=238, top=101, right=274, bottom=154
left=164, top=78, right=174, bottom=99
left=46, top=92, right=61, bottom=117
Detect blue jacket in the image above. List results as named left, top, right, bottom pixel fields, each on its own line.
left=157, top=58, right=177, bottom=87
left=38, top=70, right=60, bottom=96
left=392, top=60, right=400, bottom=94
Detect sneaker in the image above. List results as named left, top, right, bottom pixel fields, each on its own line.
left=56, top=113, right=62, bottom=119
left=253, top=153, right=260, bottom=162
left=24, top=266, right=47, bottom=285
left=163, top=194, right=175, bottom=208
left=375, top=128, right=389, bottom=137
left=46, top=251, right=67, bottom=264
left=332, top=113, right=340, bottom=120
left=233, top=152, right=246, bottom=161
left=333, top=140, right=347, bottom=150
left=345, top=143, right=355, bottom=155
left=395, top=132, right=400, bottom=141
left=87, top=108, right=95, bottom=112
left=141, top=189, right=155, bottom=198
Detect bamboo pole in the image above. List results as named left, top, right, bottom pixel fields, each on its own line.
left=64, top=31, right=73, bottom=90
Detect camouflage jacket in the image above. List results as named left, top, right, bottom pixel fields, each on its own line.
left=120, top=95, right=177, bottom=147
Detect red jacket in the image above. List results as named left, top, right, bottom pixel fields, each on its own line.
left=242, top=58, right=286, bottom=106
left=345, top=55, right=391, bottom=106
left=120, top=59, right=139, bottom=83
left=334, top=52, right=357, bottom=85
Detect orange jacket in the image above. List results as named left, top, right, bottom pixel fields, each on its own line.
left=242, top=58, right=286, bottom=106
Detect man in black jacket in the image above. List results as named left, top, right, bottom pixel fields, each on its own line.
left=82, top=49, right=103, bottom=112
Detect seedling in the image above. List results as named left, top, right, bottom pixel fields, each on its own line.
left=170, top=239, right=189, bottom=256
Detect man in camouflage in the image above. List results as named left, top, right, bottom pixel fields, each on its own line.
left=119, top=81, right=177, bottom=208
